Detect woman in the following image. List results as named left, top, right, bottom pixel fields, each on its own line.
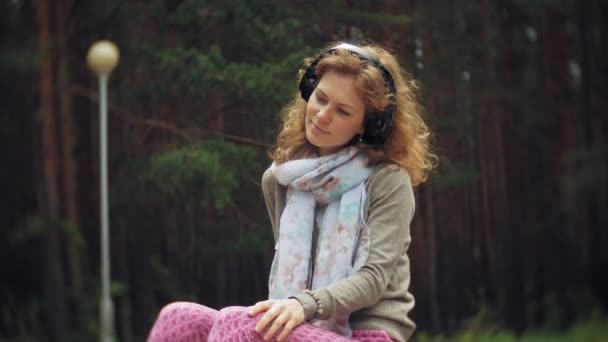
left=147, top=42, right=435, bottom=342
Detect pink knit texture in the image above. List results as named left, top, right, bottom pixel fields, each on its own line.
left=147, top=302, right=394, bottom=342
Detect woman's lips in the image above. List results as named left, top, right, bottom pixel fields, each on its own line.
left=311, top=122, right=329, bottom=135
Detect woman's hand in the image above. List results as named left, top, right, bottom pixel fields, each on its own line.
left=248, top=299, right=305, bottom=342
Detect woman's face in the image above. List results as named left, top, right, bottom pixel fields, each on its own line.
left=305, top=70, right=366, bottom=156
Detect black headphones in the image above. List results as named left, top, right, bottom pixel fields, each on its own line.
left=299, top=43, right=396, bottom=146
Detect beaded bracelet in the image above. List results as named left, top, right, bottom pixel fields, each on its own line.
left=303, top=289, right=324, bottom=318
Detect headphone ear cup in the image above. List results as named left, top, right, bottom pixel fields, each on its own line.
left=361, top=107, right=395, bottom=145
left=299, top=67, right=319, bottom=101
left=361, top=114, right=379, bottom=144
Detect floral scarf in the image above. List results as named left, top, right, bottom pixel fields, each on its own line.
left=268, top=146, right=372, bottom=335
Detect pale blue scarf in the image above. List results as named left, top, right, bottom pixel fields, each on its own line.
left=268, top=146, right=372, bottom=335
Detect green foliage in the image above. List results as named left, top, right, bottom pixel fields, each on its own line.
left=512, top=0, right=578, bottom=16
left=145, top=44, right=306, bottom=110
left=153, top=0, right=303, bottom=56
left=342, top=10, right=412, bottom=26
left=139, top=139, right=257, bottom=209
left=149, top=255, right=170, bottom=284
left=8, top=215, right=45, bottom=244
left=417, top=313, right=608, bottom=342
left=65, top=278, right=116, bottom=342
left=561, top=143, right=608, bottom=197
left=111, top=0, right=311, bottom=132
left=0, top=49, right=39, bottom=77
left=5, top=0, right=606, bottom=340
left=0, top=295, right=44, bottom=342
left=9, top=216, right=84, bottom=249
left=431, top=162, right=478, bottom=189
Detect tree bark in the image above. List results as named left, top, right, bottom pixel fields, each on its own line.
left=496, top=0, right=525, bottom=331
left=416, top=0, right=441, bottom=331
left=478, top=0, right=517, bottom=330
left=162, top=197, right=182, bottom=298
left=56, top=0, right=83, bottom=297
left=422, top=184, right=440, bottom=332
left=36, top=0, right=69, bottom=339
left=540, top=8, right=578, bottom=321
left=115, top=218, right=134, bottom=342
left=578, top=0, right=607, bottom=309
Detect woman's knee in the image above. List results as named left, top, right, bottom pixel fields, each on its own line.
left=156, top=301, right=216, bottom=321
left=148, top=302, right=218, bottom=342
left=216, top=306, right=258, bottom=328
left=209, top=306, right=259, bottom=340
left=217, top=306, right=251, bottom=319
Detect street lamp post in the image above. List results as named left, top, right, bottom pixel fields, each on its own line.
left=87, top=40, right=120, bottom=342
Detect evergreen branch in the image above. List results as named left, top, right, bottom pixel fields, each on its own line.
left=70, top=84, right=272, bottom=149
left=342, top=9, right=413, bottom=26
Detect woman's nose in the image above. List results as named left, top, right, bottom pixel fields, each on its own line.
left=316, top=106, right=332, bottom=124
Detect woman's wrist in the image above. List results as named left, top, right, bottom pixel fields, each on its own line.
left=289, top=293, right=319, bottom=321
left=302, top=289, right=324, bottom=318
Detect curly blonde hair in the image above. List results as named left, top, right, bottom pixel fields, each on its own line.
left=271, top=43, right=436, bottom=186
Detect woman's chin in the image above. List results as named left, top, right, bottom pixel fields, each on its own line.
left=305, top=131, right=320, bottom=146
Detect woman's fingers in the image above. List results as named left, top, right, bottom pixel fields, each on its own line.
left=263, top=311, right=291, bottom=341
left=250, top=299, right=305, bottom=341
left=255, top=304, right=281, bottom=334
left=248, top=300, right=274, bottom=316
left=276, top=318, right=298, bottom=342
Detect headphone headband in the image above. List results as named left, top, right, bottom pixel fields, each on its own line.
left=298, top=43, right=396, bottom=146
left=332, top=43, right=378, bottom=62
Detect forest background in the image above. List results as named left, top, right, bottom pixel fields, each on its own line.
left=1, top=0, right=607, bottom=341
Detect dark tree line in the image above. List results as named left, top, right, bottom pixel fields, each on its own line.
left=1, top=0, right=606, bottom=340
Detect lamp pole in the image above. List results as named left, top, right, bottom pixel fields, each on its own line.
left=87, top=40, right=120, bottom=342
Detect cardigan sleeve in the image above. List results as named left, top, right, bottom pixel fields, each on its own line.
left=292, top=165, right=415, bottom=321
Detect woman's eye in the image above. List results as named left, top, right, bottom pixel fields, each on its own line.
left=338, top=109, right=351, bottom=116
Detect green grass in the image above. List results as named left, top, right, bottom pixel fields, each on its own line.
left=416, top=315, right=608, bottom=342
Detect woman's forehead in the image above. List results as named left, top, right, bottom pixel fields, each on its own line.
left=316, top=71, right=365, bottom=108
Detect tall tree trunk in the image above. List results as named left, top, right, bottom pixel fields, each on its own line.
left=596, top=0, right=608, bottom=308
left=416, top=0, right=440, bottom=331
left=579, top=0, right=607, bottom=308
left=123, top=2, right=159, bottom=337
left=163, top=197, right=182, bottom=297
left=129, top=203, right=156, bottom=336
left=540, top=8, right=579, bottom=323
left=396, top=0, right=414, bottom=68
left=496, top=0, right=525, bottom=331
left=422, top=184, right=440, bottom=332
left=478, top=0, right=516, bottom=330
left=115, top=218, right=134, bottom=342
left=36, top=0, right=69, bottom=339
left=56, top=0, right=83, bottom=298
left=217, top=258, right=227, bottom=307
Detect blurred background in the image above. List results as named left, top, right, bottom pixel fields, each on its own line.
left=1, top=0, right=607, bottom=341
